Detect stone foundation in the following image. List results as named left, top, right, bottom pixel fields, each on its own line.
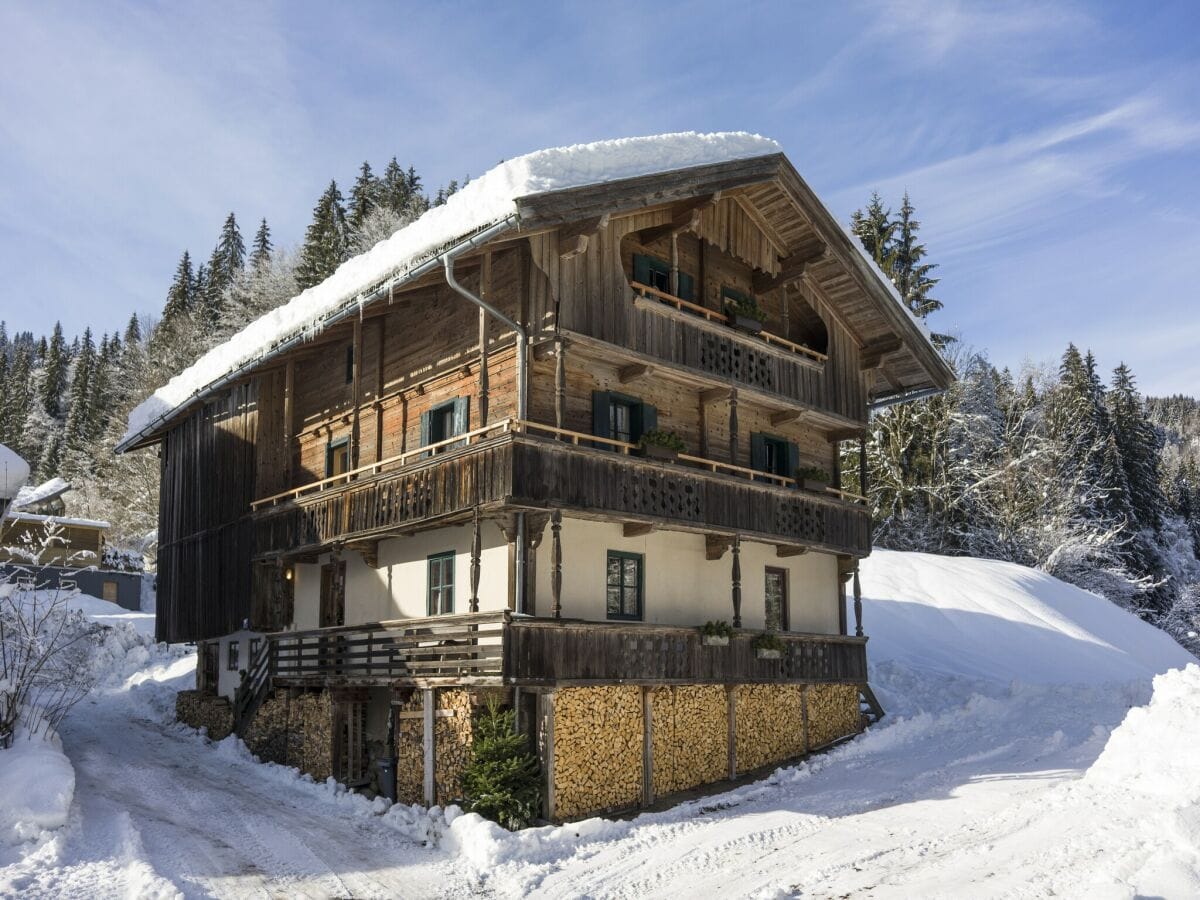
left=175, top=690, right=233, bottom=741
left=553, top=685, right=643, bottom=819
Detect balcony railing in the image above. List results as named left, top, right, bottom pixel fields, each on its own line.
left=261, top=611, right=868, bottom=688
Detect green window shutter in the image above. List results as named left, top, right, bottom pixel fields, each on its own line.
left=633, top=402, right=657, bottom=440
left=592, top=390, right=613, bottom=449
left=632, top=254, right=652, bottom=285
left=452, top=396, right=470, bottom=437
left=750, top=432, right=768, bottom=472
left=419, top=410, right=432, bottom=446
left=678, top=271, right=695, bottom=302
left=785, top=442, right=801, bottom=480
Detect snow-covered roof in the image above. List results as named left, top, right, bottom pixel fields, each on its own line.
left=0, top=444, right=30, bottom=500
left=4, top=511, right=110, bottom=530
left=119, top=132, right=781, bottom=449
left=12, top=477, right=70, bottom=510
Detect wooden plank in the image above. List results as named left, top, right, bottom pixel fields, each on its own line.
left=422, top=688, right=435, bottom=806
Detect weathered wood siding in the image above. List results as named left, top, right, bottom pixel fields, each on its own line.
left=157, top=382, right=259, bottom=643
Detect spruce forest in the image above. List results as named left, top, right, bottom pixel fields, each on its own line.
left=1, top=170, right=1197, bottom=652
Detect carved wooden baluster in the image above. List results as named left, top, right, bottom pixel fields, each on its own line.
left=731, top=535, right=742, bottom=628
left=729, top=386, right=740, bottom=468
left=554, top=339, right=566, bottom=432
left=470, top=509, right=482, bottom=613
left=853, top=565, right=863, bottom=637
left=551, top=510, right=563, bottom=618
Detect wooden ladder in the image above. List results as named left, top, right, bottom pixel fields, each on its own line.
left=233, top=639, right=273, bottom=736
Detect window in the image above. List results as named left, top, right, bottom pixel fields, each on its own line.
left=345, top=344, right=354, bottom=384
left=765, top=567, right=789, bottom=632
left=102, top=580, right=118, bottom=602
left=249, top=637, right=262, bottom=661
left=428, top=552, right=455, bottom=615
left=420, top=397, right=469, bottom=453
left=633, top=253, right=694, bottom=301
left=325, top=436, right=350, bottom=478
left=606, top=551, right=643, bottom=620
left=227, top=640, right=240, bottom=672
left=202, top=642, right=219, bottom=690
left=591, top=391, right=656, bottom=447
left=750, top=433, right=799, bottom=480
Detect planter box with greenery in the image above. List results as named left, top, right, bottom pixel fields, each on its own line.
left=637, top=429, right=686, bottom=462
left=723, top=290, right=765, bottom=335
left=751, top=632, right=786, bottom=660
left=794, top=466, right=831, bottom=493
left=699, top=620, right=734, bottom=647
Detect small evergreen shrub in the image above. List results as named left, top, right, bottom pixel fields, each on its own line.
left=751, top=632, right=785, bottom=652
left=461, top=698, right=541, bottom=830
left=723, top=291, right=766, bottom=321
left=795, top=466, right=830, bottom=484
left=700, top=620, right=735, bottom=639
left=639, top=429, right=686, bottom=453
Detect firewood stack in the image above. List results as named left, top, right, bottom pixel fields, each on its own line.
left=652, top=685, right=728, bottom=796
left=734, top=684, right=807, bottom=772
left=553, top=685, right=644, bottom=819
left=434, top=689, right=476, bottom=805
left=805, top=684, right=860, bottom=749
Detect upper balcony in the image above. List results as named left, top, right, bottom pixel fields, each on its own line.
left=251, top=418, right=871, bottom=560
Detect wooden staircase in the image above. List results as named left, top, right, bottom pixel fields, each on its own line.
left=233, top=640, right=273, bottom=736
left=859, top=683, right=885, bottom=726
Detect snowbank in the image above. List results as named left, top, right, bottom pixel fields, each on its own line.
left=859, top=549, right=1194, bottom=687
left=0, top=718, right=75, bottom=846
left=120, top=132, right=779, bottom=446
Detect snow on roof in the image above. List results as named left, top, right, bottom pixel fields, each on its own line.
left=120, top=132, right=781, bottom=448
left=0, top=443, right=30, bottom=500
left=12, top=477, right=70, bottom=510
left=4, top=512, right=111, bottom=530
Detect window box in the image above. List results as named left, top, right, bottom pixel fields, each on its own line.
left=729, top=313, right=764, bottom=335
left=755, top=647, right=782, bottom=660
left=702, top=634, right=730, bottom=647
left=636, top=442, right=678, bottom=462
left=800, top=478, right=828, bottom=492
left=795, top=466, right=831, bottom=493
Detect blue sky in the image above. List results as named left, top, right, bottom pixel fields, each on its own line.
left=2, top=0, right=1198, bottom=394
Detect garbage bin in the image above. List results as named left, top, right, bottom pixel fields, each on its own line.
left=376, top=756, right=397, bottom=802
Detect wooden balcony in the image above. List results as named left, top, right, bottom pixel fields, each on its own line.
left=252, top=419, right=871, bottom=559
left=261, top=611, right=868, bottom=688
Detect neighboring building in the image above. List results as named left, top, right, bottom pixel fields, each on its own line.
left=0, top=478, right=143, bottom=610
left=119, top=134, right=952, bottom=819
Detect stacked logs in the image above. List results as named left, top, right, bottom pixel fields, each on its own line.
left=734, top=684, right=806, bottom=773
left=806, top=684, right=861, bottom=749
left=554, top=685, right=643, bottom=819
left=175, top=690, right=233, bottom=740
left=434, top=689, right=477, bottom=806
left=289, top=691, right=334, bottom=782
left=393, top=691, right=424, bottom=805
left=243, top=691, right=290, bottom=765
left=651, top=685, right=727, bottom=796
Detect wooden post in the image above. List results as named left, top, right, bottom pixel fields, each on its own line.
left=539, top=691, right=556, bottom=821
left=554, top=339, right=566, bottom=431
left=670, top=232, right=679, bottom=296
left=351, top=315, right=363, bottom=468
left=726, top=685, right=737, bottom=779
left=729, top=387, right=740, bottom=467
left=853, top=566, right=864, bottom=638
left=858, top=435, right=868, bottom=498
left=731, top=535, right=742, bottom=628
left=422, top=688, right=435, bottom=806
left=781, top=283, right=790, bottom=339
left=479, top=251, right=492, bottom=426
left=642, top=687, right=654, bottom=807
left=375, top=317, right=386, bottom=464
left=699, top=395, right=709, bottom=458
left=283, top=359, right=295, bottom=485
left=469, top=509, right=482, bottom=613
left=550, top=510, right=563, bottom=618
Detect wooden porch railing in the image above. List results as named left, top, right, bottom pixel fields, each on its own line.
left=260, top=612, right=867, bottom=688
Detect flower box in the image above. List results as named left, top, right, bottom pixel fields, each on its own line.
left=755, top=648, right=782, bottom=660
left=702, top=634, right=730, bottom=647
left=729, top=313, right=764, bottom=335
left=637, top=443, right=678, bottom=462
left=800, top=478, right=829, bottom=492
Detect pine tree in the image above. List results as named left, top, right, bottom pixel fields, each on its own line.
left=250, top=218, right=273, bottom=271
left=459, top=699, right=541, bottom=830
left=380, top=158, right=411, bottom=216
left=850, top=192, right=896, bottom=274
left=348, top=161, right=381, bottom=232
left=1107, top=363, right=1164, bottom=532
left=295, top=180, right=349, bottom=290
left=161, top=251, right=196, bottom=325
left=40, top=322, right=69, bottom=419
left=61, top=328, right=96, bottom=471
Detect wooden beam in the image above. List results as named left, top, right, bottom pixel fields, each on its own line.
left=635, top=193, right=718, bottom=244
left=769, top=409, right=809, bottom=427
left=642, top=688, right=654, bottom=807
left=623, top=522, right=654, bottom=538
left=618, top=363, right=653, bottom=384
left=422, top=688, right=435, bottom=806
left=776, top=544, right=809, bottom=558
left=826, top=427, right=867, bottom=443
left=550, top=511, right=563, bottom=619
left=705, top=534, right=732, bottom=561
left=557, top=214, right=609, bottom=260
left=859, top=336, right=903, bottom=371
left=700, top=387, right=732, bottom=404
left=351, top=316, right=362, bottom=467
left=753, top=240, right=827, bottom=293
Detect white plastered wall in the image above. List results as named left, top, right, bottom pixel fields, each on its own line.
left=290, top=520, right=511, bottom=629
left=533, top=516, right=842, bottom=633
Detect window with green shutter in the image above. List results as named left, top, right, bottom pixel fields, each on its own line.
left=632, top=253, right=695, bottom=301
left=420, top=396, right=470, bottom=455
left=591, top=391, right=657, bottom=448
left=427, top=552, right=455, bottom=615
left=606, top=550, right=643, bottom=620
left=750, top=432, right=799, bottom=480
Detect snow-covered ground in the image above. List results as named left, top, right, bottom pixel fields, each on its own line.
left=1, top=551, right=1196, bottom=898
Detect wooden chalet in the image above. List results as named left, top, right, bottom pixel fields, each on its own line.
left=121, top=134, right=952, bottom=820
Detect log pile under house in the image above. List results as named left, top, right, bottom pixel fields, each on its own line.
left=120, top=134, right=952, bottom=821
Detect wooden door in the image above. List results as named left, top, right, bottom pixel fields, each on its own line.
left=320, top=559, right=346, bottom=627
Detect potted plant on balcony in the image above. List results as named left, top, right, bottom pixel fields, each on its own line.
left=637, top=429, right=686, bottom=462
left=795, top=466, right=831, bottom=493
left=723, top=292, right=766, bottom=335
left=699, top=620, right=734, bottom=647
left=752, top=632, right=786, bottom=660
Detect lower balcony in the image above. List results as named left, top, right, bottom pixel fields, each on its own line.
left=257, top=611, right=868, bottom=689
